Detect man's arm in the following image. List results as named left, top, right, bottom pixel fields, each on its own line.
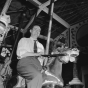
left=20, top=52, right=43, bottom=58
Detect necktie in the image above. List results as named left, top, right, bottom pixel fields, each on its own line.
left=34, top=40, right=37, bottom=53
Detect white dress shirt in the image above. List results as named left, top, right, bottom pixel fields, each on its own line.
left=16, top=37, right=44, bottom=59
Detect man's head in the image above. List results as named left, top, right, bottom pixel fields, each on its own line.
left=30, top=25, right=41, bottom=39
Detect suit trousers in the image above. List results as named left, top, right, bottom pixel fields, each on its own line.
left=17, top=56, right=43, bottom=88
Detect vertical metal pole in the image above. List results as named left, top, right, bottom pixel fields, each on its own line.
left=45, top=0, right=54, bottom=54
left=44, top=0, right=55, bottom=66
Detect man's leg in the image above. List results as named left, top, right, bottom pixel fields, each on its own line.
left=24, top=64, right=42, bottom=88
left=17, top=57, right=43, bottom=88
left=26, top=72, right=42, bottom=88
left=17, top=63, right=43, bottom=88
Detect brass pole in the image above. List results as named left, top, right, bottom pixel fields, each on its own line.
left=44, top=0, right=55, bottom=66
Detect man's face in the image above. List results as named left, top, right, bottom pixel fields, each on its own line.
left=31, top=25, right=41, bottom=38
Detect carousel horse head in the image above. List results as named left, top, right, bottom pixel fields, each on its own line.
left=57, top=47, right=79, bottom=63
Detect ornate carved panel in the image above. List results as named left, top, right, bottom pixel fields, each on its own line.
left=54, top=29, right=69, bottom=48
left=70, top=20, right=88, bottom=48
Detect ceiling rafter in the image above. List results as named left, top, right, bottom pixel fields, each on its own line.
left=27, top=0, right=70, bottom=28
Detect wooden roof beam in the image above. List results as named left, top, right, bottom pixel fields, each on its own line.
left=27, top=0, right=70, bottom=28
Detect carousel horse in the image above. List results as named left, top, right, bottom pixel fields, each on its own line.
left=42, top=56, right=64, bottom=88
left=9, top=47, right=65, bottom=88
left=42, top=48, right=66, bottom=88
left=42, top=47, right=79, bottom=88
left=8, top=47, right=79, bottom=88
